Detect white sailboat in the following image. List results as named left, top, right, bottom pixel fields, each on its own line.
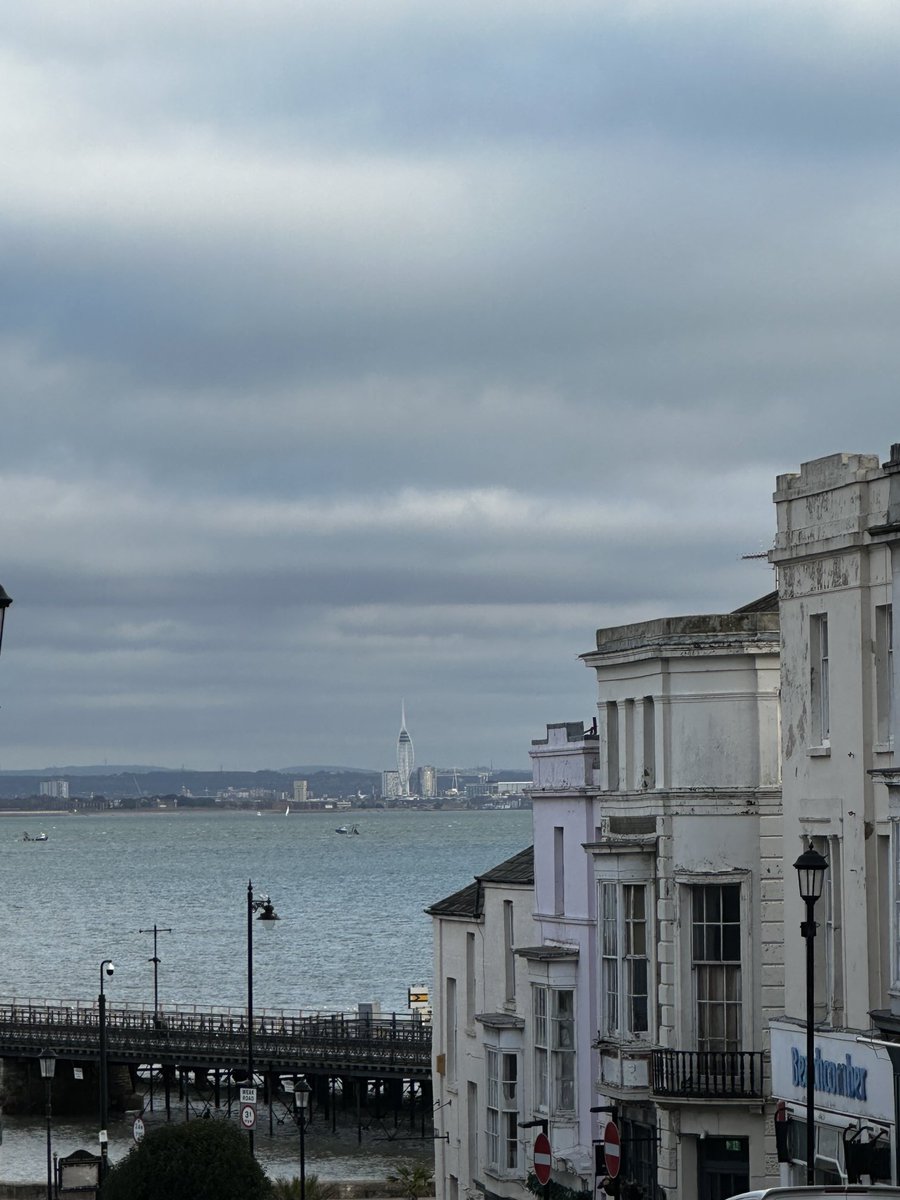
left=285, top=803, right=290, bottom=816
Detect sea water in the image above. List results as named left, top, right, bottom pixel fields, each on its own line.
left=1, top=807, right=532, bottom=1182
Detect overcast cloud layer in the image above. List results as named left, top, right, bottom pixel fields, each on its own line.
left=3, top=0, right=900, bottom=772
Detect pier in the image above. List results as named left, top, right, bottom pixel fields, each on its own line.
left=0, top=999, right=432, bottom=1120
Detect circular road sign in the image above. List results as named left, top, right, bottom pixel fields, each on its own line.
left=603, top=1121, right=621, bottom=1180
left=240, top=1103, right=257, bottom=1131
left=132, top=1116, right=145, bottom=1143
left=533, top=1131, right=552, bottom=1186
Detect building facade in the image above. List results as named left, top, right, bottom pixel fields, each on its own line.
left=578, top=604, right=783, bottom=1199
left=429, top=849, right=536, bottom=1200
left=769, top=450, right=896, bottom=1185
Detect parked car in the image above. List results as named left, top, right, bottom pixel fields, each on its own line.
left=727, top=1188, right=900, bottom=1200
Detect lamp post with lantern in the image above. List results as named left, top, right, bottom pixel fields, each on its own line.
left=39, top=1047, right=56, bottom=1200
left=295, top=1076, right=312, bottom=1200
left=794, top=844, right=829, bottom=1186
left=246, top=880, right=280, bottom=1157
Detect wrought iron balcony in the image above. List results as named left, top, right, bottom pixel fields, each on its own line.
left=651, top=1048, right=764, bottom=1099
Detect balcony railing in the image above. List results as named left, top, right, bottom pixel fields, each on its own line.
left=651, top=1048, right=764, bottom=1099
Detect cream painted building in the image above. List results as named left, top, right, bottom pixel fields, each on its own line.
left=429, top=848, right=536, bottom=1200
left=577, top=603, right=783, bottom=1199
left=769, top=450, right=896, bottom=1185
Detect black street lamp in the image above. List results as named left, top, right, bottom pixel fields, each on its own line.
left=99, top=959, right=115, bottom=1178
left=295, top=1077, right=312, bottom=1200
left=39, top=1047, right=56, bottom=1200
left=0, top=584, right=12, bottom=657
left=139, top=924, right=173, bottom=1024
left=794, top=844, right=828, bottom=1186
left=247, top=879, right=279, bottom=1156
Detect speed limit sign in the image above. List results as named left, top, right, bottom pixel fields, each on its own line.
left=240, top=1103, right=257, bottom=1130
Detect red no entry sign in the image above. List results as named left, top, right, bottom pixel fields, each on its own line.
left=603, top=1121, right=621, bottom=1180
left=534, top=1131, right=552, bottom=1185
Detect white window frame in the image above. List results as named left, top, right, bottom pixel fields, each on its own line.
left=503, top=900, right=516, bottom=1005
left=485, top=1047, right=520, bottom=1176
left=532, top=984, right=575, bottom=1116
left=600, top=879, right=651, bottom=1041
left=810, top=613, right=830, bottom=747
left=876, top=603, right=894, bottom=748
left=691, top=882, right=743, bottom=1053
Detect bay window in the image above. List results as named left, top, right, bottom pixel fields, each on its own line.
left=533, top=985, right=575, bottom=1115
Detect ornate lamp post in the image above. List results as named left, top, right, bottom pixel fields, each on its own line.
left=99, top=959, right=115, bottom=1178
left=39, top=1047, right=56, bottom=1200
left=794, top=844, right=828, bottom=1186
left=296, top=1080, right=314, bottom=1200
left=247, top=880, right=279, bottom=1156
left=295, top=1077, right=312, bottom=1200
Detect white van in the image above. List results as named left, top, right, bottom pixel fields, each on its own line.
left=727, top=1188, right=900, bottom=1200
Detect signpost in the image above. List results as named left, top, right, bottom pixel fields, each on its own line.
left=603, top=1121, right=621, bottom=1181
left=132, top=1116, right=145, bottom=1143
left=534, top=1131, right=552, bottom=1186
left=240, top=1103, right=257, bottom=1131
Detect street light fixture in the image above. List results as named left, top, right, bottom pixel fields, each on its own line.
left=39, top=1047, right=56, bottom=1200
left=295, top=1077, right=312, bottom=1200
left=0, top=585, right=12, bottom=657
left=794, top=844, right=828, bottom=1186
left=247, top=879, right=279, bottom=1156
left=138, top=924, right=173, bottom=1025
left=99, top=959, right=115, bottom=1179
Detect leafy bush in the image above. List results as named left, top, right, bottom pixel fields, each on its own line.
left=100, top=1118, right=272, bottom=1200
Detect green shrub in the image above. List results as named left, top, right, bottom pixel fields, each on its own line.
left=100, top=1118, right=272, bottom=1200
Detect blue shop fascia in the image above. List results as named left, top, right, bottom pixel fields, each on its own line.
left=770, top=1023, right=894, bottom=1184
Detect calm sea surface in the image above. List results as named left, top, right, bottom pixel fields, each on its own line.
left=1, top=807, right=532, bottom=1182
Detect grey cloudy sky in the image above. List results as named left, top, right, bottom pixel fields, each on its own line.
left=2, top=0, right=900, bottom=772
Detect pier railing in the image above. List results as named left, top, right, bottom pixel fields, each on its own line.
left=0, top=1000, right=433, bottom=1078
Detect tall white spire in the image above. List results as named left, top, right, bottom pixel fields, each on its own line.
left=397, top=701, right=415, bottom=797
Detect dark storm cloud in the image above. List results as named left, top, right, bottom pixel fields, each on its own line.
left=1, top=0, right=898, bottom=769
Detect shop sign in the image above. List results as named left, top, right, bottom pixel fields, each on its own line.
left=790, top=1046, right=868, bottom=1101
left=770, top=1024, right=893, bottom=1123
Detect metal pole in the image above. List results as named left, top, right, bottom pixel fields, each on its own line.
left=99, top=991, right=108, bottom=1135
left=99, top=983, right=108, bottom=1180
left=45, top=1075, right=53, bottom=1200
left=804, top=896, right=816, bottom=1186
left=300, top=1111, right=306, bottom=1200
left=247, top=878, right=255, bottom=1157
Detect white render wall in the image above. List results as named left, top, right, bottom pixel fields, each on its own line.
left=432, top=878, right=536, bottom=1200
left=579, top=612, right=783, bottom=1196
left=529, top=726, right=604, bottom=1185
left=771, top=452, right=894, bottom=1033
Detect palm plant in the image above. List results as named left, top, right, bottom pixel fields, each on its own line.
left=388, top=1163, right=435, bottom=1200
left=270, top=1174, right=338, bottom=1200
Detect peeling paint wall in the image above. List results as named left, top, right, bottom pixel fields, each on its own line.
left=771, top=451, right=894, bottom=1034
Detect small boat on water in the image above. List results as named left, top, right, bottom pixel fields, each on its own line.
left=23, top=832, right=48, bottom=842
left=285, top=804, right=290, bottom=816
left=335, top=823, right=360, bottom=835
